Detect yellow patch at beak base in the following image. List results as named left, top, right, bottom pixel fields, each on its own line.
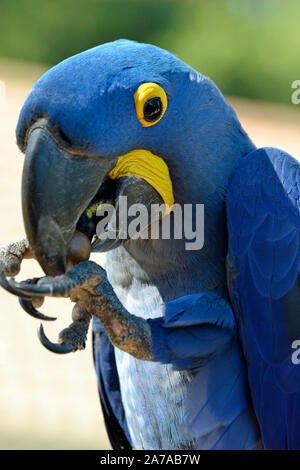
left=109, top=149, right=174, bottom=213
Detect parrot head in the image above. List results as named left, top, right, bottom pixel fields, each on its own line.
left=16, top=39, right=254, bottom=276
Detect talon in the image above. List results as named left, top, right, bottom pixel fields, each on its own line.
left=37, top=324, right=75, bottom=354
left=8, top=278, right=53, bottom=297
left=19, top=298, right=56, bottom=321
left=0, top=267, right=32, bottom=299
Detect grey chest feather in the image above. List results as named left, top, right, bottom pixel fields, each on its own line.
left=106, top=250, right=196, bottom=450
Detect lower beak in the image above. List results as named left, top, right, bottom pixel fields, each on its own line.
left=22, top=125, right=116, bottom=275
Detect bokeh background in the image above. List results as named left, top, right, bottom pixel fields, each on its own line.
left=0, top=0, right=299, bottom=449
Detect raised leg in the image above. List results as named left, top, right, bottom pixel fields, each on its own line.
left=9, top=260, right=153, bottom=359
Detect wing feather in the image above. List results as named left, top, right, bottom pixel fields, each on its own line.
left=226, top=147, right=300, bottom=449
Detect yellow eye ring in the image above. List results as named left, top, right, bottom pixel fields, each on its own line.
left=134, top=83, right=167, bottom=127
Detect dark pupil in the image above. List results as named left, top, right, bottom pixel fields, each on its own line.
left=143, top=97, right=162, bottom=122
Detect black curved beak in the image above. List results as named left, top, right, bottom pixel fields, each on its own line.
left=22, top=123, right=116, bottom=275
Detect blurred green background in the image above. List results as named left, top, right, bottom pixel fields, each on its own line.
left=0, top=0, right=299, bottom=104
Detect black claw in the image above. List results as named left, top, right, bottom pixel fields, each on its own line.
left=19, top=298, right=57, bottom=321
left=0, top=269, right=32, bottom=299
left=37, top=324, right=75, bottom=354
left=8, top=278, right=52, bottom=297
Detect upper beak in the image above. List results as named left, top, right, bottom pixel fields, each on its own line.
left=22, top=122, right=116, bottom=275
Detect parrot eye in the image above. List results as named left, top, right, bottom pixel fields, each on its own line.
left=134, top=83, right=167, bottom=127
left=143, top=97, right=163, bottom=122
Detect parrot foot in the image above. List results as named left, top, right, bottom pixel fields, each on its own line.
left=0, top=239, right=56, bottom=321
left=8, top=260, right=103, bottom=299
left=19, top=296, right=56, bottom=322
left=8, top=261, right=102, bottom=354
left=0, top=239, right=32, bottom=298
left=38, top=306, right=91, bottom=354
left=7, top=260, right=153, bottom=360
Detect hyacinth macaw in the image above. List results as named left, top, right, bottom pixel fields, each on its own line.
left=0, top=40, right=299, bottom=450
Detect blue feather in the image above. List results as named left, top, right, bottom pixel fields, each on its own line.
left=227, top=147, right=300, bottom=449
left=149, top=292, right=260, bottom=449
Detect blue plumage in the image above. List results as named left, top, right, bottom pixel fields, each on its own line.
left=149, top=292, right=260, bottom=449
left=14, top=40, right=300, bottom=449
left=93, top=319, right=131, bottom=448
left=226, top=147, right=300, bottom=449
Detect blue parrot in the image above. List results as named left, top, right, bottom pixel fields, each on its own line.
left=0, top=40, right=299, bottom=450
